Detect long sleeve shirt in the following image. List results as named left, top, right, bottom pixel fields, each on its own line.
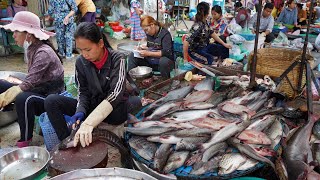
left=248, top=12, right=274, bottom=32
left=186, top=21, right=213, bottom=51
left=276, top=7, right=298, bottom=25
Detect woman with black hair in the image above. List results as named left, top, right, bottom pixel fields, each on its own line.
left=211, top=5, right=229, bottom=41
left=0, top=11, right=64, bottom=148
left=44, top=22, right=140, bottom=148
left=6, top=0, right=26, bottom=17
left=183, top=2, right=232, bottom=65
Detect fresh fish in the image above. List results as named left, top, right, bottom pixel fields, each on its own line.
left=219, top=153, right=247, bottom=175
left=200, top=114, right=251, bottom=150
left=219, top=101, right=256, bottom=118
left=247, top=144, right=277, bottom=157
left=175, top=136, right=210, bottom=151
left=247, top=91, right=270, bottom=112
left=207, top=111, right=225, bottom=120
left=313, top=121, right=320, bottom=139
left=207, top=91, right=228, bottom=107
left=191, top=156, right=221, bottom=175
left=218, top=75, right=240, bottom=81
left=153, top=144, right=173, bottom=172
left=133, top=121, right=166, bottom=128
left=312, top=141, right=320, bottom=173
left=251, top=107, right=284, bottom=119
left=128, top=136, right=157, bottom=161
left=163, top=151, right=189, bottom=173
left=185, top=150, right=203, bottom=166
left=125, top=126, right=176, bottom=136
left=144, top=101, right=183, bottom=121
left=182, top=101, right=215, bottom=110
left=238, top=130, right=272, bottom=145
left=227, top=86, right=245, bottom=99
left=247, top=115, right=276, bottom=131
left=283, top=115, right=319, bottom=180
left=237, top=158, right=259, bottom=171
left=168, top=128, right=214, bottom=137
left=184, top=90, right=214, bottom=103
left=264, top=97, right=277, bottom=108
left=147, top=135, right=207, bottom=144
left=228, top=138, right=275, bottom=170
left=194, top=78, right=214, bottom=91
left=162, top=109, right=215, bottom=123
left=142, top=85, right=193, bottom=117
left=220, top=79, right=233, bottom=85
left=264, top=118, right=283, bottom=149
left=202, top=142, right=228, bottom=162
left=190, top=118, right=231, bottom=130
left=229, top=91, right=262, bottom=105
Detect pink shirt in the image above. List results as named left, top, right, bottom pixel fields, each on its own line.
left=6, top=5, right=26, bottom=17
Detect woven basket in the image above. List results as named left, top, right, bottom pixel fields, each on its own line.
left=248, top=48, right=314, bottom=98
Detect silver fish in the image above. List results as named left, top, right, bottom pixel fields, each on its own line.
left=184, top=90, right=214, bottom=103
left=264, top=118, right=283, bottom=149
left=147, top=135, right=208, bottom=144
left=207, top=92, right=228, bottom=108
left=125, top=126, right=176, bottom=136
left=194, top=78, right=214, bottom=91
left=128, top=136, right=157, bottom=161
left=219, top=153, right=247, bottom=175
left=182, top=101, right=215, bottom=110
left=144, top=101, right=183, bottom=121
left=185, top=150, right=203, bottom=166
left=202, top=142, right=228, bottom=162
left=247, top=115, right=276, bottom=132
left=153, top=143, right=173, bottom=172
left=190, top=117, right=231, bottom=130
left=251, top=107, right=284, bottom=119
left=247, top=91, right=270, bottom=112
left=133, top=121, right=166, bottom=128
left=162, top=109, right=215, bottom=123
left=163, top=151, right=189, bottom=173
left=191, top=156, right=222, bottom=175
left=237, top=158, right=258, bottom=171
left=175, top=136, right=210, bottom=151
left=164, top=128, right=213, bottom=137
left=229, top=91, right=262, bottom=105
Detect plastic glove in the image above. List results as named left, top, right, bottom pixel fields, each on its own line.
left=261, top=32, right=266, bottom=37
left=0, top=86, right=22, bottom=108
left=71, top=112, right=85, bottom=122
left=73, top=100, right=113, bottom=147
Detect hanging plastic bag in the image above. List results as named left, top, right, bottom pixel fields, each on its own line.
left=227, top=18, right=242, bottom=34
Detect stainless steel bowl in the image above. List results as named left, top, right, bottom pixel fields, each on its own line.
left=117, top=42, right=139, bottom=56
left=129, top=66, right=153, bottom=79
left=0, top=146, right=50, bottom=180
left=0, top=71, right=27, bottom=127
left=50, top=167, right=157, bottom=180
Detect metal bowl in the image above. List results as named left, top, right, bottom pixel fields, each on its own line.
left=0, top=146, right=50, bottom=180
left=117, top=42, right=139, bottom=55
left=50, top=167, right=157, bottom=180
left=129, top=66, right=153, bottom=79
left=0, top=71, right=27, bottom=127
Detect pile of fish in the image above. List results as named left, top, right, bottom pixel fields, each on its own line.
left=126, top=78, right=286, bottom=177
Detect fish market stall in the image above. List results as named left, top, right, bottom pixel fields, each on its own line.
left=125, top=70, right=285, bottom=179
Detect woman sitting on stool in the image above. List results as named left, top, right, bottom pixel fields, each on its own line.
left=127, top=15, right=174, bottom=79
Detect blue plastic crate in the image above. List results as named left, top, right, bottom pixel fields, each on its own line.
left=174, top=42, right=183, bottom=53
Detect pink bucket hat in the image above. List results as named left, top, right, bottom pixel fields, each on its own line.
left=0, top=11, right=55, bottom=40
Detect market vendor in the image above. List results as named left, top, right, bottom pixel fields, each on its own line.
left=210, top=5, right=229, bottom=42
left=0, top=11, right=64, bottom=148
left=183, top=2, right=232, bottom=65
left=297, top=3, right=307, bottom=25
left=276, top=0, right=299, bottom=29
left=127, top=15, right=174, bottom=78
left=44, top=22, right=138, bottom=148
left=6, top=0, right=27, bottom=17
left=76, top=0, right=96, bottom=23
left=248, top=3, right=275, bottom=43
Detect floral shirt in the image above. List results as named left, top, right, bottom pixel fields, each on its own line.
left=186, top=21, right=213, bottom=51
left=210, top=16, right=228, bottom=36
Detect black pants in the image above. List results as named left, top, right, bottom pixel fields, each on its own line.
left=265, top=33, right=275, bottom=43
left=0, top=80, right=46, bottom=141
left=127, top=52, right=174, bottom=78
left=44, top=94, right=142, bottom=141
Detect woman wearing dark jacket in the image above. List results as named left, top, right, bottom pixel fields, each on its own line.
left=44, top=22, right=133, bottom=148
left=0, top=11, right=64, bottom=148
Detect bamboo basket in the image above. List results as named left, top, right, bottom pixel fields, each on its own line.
left=248, top=48, right=314, bottom=98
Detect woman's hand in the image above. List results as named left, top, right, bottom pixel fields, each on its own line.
left=138, top=50, right=150, bottom=57
left=223, top=43, right=232, bottom=49
left=63, top=16, right=70, bottom=25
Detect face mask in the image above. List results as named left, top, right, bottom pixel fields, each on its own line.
left=23, top=34, right=31, bottom=50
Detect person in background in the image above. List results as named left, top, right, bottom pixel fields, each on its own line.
left=271, top=2, right=284, bottom=19
left=0, top=11, right=64, bottom=148
left=248, top=3, right=275, bottom=43
left=129, top=0, right=146, bottom=41
left=6, top=0, right=27, bottom=17
left=297, top=3, right=307, bottom=25
left=235, top=1, right=250, bottom=28
left=183, top=2, right=232, bottom=65
left=76, top=0, right=96, bottom=23
left=47, top=0, right=77, bottom=59
left=128, top=15, right=174, bottom=78
left=211, top=5, right=229, bottom=42
left=276, top=0, right=299, bottom=28
left=44, top=22, right=139, bottom=147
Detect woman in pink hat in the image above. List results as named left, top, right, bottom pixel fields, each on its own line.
left=0, top=11, right=64, bottom=148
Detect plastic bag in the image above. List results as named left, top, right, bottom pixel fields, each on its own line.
left=229, top=34, right=246, bottom=44
left=227, top=18, right=242, bottom=34
left=229, top=44, right=241, bottom=55
left=273, top=31, right=289, bottom=46
left=315, top=33, right=320, bottom=50
left=291, top=38, right=313, bottom=51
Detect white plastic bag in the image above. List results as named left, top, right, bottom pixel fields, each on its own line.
left=229, top=34, right=246, bottom=44
left=315, top=33, right=320, bottom=50
left=227, top=18, right=243, bottom=34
